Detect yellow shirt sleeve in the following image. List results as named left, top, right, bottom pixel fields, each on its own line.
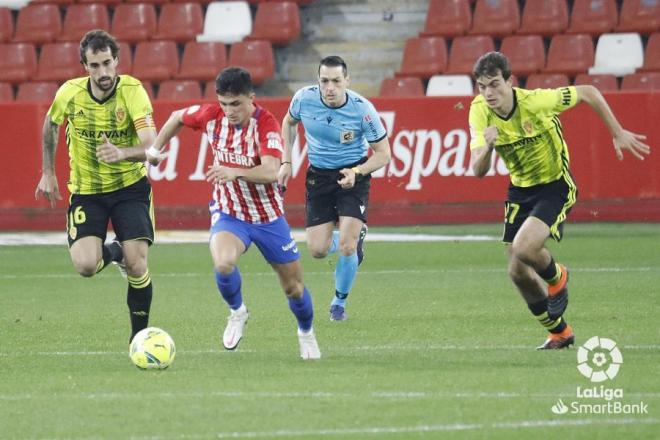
left=469, top=97, right=488, bottom=150
left=47, top=83, right=71, bottom=125
left=125, top=82, right=154, bottom=123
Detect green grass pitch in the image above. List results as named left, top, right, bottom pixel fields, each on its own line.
left=1, top=224, right=659, bottom=439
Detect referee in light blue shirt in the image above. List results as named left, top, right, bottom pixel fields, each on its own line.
left=279, top=55, right=391, bottom=322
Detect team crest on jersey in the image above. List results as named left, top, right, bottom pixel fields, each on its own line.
left=523, top=120, right=534, bottom=135
left=115, top=107, right=126, bottom=123
left=340, top=130, right=355, bottom=144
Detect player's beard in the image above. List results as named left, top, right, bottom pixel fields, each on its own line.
left=96, top=75, right=117, bottom=92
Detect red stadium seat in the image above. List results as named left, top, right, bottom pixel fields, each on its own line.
left=396, top=37, right=447, bottom=79
left=111, top=3, right=157, bottom=44
left=116, top=42, right=133, bottom=76
left=153, top=3, right=204, bottom=43
left=518, top=0, right=569, bottom=37
left=59, top=4, right=110, bottom=42
left=157, top=80, right=202, bottom=101
left=470, top=0, right=520, bottom=38
left=0, top=43, right=38, bottom=84
left=16, top=81, right=59, bottom=102
left=526, top=73, right=571, bottom=89
left=125, top=0, right=171, bottom=4
left=621, top=71, right=660, bottom=90
left=500, top=35, right=545, bottom=77
left=641, top=33, right=660, bottom=71
left=204, top=80, right=217, bottom=99
left=446, top=35, right=494, bottom=75
left=13, top=4, right=61, bottom=45
left=172, top=0, right=213, bottom=3
left=77, top=0, right=121, bottom=6
left=0, top=82, right=13, bottom=102
left=132, top=41, right=179, bottom=82
left=420, top=0, right=472, bottom=38
left=176, top=42, right=227, bottom=81
left=544, top=34, right=594, bottom=77
left=227, top=40, right=274, bottom=85
left=379, top=77, right=424, bottom=97
left=574, top=73, right=619, bottom=92
left=30, top=0, right=73, bottom=5
left=249, top=1, right=301, bottom=45
left=36, top=42, right=86, bottom=82
left=567, top=0, right=618, bottom=37
left=0, top=7, right=13, bottom=43
left=617, top=0, right=660, bottom=34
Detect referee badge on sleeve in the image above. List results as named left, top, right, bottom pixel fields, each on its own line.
left=340, top=130, right=355, bottom=144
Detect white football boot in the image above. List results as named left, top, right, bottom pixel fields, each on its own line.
left=297, top=328, right=321, bottom=360
left=222, top=304, right=249, bottom=350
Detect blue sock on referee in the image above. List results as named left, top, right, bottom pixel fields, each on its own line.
left=215, top=268, right=243, bottom=310
left=332, top=253, right=358, bottom=307
left=288, top=287, right=314, bottom=332
left=327, top=231, right=339, bottom=255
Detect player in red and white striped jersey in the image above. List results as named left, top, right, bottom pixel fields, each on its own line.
left=147, top=67, right=320, bottom=359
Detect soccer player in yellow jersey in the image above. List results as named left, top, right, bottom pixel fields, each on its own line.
left=469, top=52, right=650, bottom=349
left=34, top=30, right=158, bottom=342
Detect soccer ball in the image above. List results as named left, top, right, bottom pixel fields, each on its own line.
left=129, top=327, right=176, bottom=370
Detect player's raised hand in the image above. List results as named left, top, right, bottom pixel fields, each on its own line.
left=484, top=126, right=498, bottom=149
left=277, top=161, right=292, bottom=189
left=613, top=130, right=651, bottom=161
left=206, top=165, right=238, bottom=184
left=337, top=168, right=356, bottom=189
left=96, top=134, right=125, bottom=163
left=145, top=148, right=163, bottom=166
left=35, top=174, right=62, bottom=208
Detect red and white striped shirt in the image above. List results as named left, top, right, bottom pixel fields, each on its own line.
left=182, top=103, right=284, bottom=224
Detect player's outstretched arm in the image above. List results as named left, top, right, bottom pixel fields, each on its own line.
left=575, top=85, right=651, bottom=161
left=146, top=109, right=186, bottom=165
left=35, top=116, right=62, bottom=208
left=278, top=112, right=299, bottom=188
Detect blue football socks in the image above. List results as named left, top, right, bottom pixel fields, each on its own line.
left=215, top=267, right=243, bottom=310
left=333, top=252, right=358, bottom=307
left=288, top=288, right=314, bottom=332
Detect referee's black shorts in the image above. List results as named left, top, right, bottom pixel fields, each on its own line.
left=305, top=158, right=371, bottom=227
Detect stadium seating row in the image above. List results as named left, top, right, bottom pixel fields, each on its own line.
left=0, top=39, right=275, bottom=85
left=4, top=70, right=660, bottom=103
left=26, top=0, right=314, bottom=5
left=380, top=72, right=660, bottom=98
left=0, top=78, right=230, bottom=102
left=422, top=0, right=660, bottom=39
left=397, top=32, right=660, bottom=80
left=0, top=1, right=301, bottom=45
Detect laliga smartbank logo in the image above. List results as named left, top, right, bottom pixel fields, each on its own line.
left=550, top=336, right=649, bottom=416
left=577, top=336, right=623, bottom=382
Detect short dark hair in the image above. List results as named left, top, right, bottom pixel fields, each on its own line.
left=472, top=51, right=511, bottom=81
left=79, top=30, right=119, bottom=65
left=318, top=55, right=348, bottom=77
left=215, top=67, right=254, bottom=96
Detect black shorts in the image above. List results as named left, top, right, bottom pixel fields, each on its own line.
left=502, top=173, right=577, bottom=243
left=305, top=158, right=371, bottom=227
left=66, top=177, right=155, bottom=247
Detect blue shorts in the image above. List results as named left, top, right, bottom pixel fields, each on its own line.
left=209, top=211, right=299, bottom=264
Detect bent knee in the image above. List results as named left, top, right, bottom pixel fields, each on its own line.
left=214, top=261, right=236, bottom=274
left=284, top=282, right=305, bottom=299
left=74, top=263, right=97, bottom=278
left=338, top=242, right=357, bottom=257
left=307, top=243, right=329, bottom=259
